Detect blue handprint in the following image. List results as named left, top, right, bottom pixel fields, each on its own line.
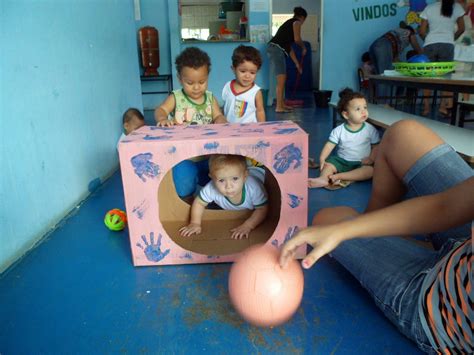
left=131, top=152, right=160, bottom=182
left=143, top=134, right=171, bottom=140
left=136, top=232, right=170, bottom=262
left=132, top=199, right=149, bottom=219
left=255, top=140, right=270, bottom=149
left=274, top=128, right=298, bottom=135
left=273, top=143, right=302, bottom=174
left=204, top=142, right=219, bottom=150
left=285, top=226, right=299, bottom=242
left=287, top=194, right=303, bottom=208
left=273, top=226, right=300, bottom=248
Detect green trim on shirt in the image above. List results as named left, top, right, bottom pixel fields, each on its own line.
left=344, top=122, right=365, bottom=133
left=197, top=192, right=210, bottom=205
left=225, top=184, right=246, bottom=206
left=254, top=200, right=268, bottom=208
left=181, top=89, right=208, bottom=107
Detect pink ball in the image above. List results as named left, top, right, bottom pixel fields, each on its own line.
left=228, top=244, right=304, bottom=327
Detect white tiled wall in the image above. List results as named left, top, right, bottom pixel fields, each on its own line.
left=181, top=5, right=219, bottom=29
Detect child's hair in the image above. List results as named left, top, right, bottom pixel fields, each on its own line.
left=361, top=52, right=371, bottom=63
left=293, top=6, right=307, bottom=18
left=336, top=88, right=366, bottom=116
left=232, top=45, right=262, bottom=69
left=208, top=154, right=247, bottom=176
left=122, top=108, right=145, bottom=124
left=175, top=47, right=211, bottom=75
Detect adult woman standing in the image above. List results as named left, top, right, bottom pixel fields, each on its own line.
left=419, top=0, right=465, bottom=116
left=267, top=7, right=307, bottom=113
left=369, top=22, right=422, bottom=102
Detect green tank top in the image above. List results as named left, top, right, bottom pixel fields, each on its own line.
left=172, top=89, right=214, bottom=125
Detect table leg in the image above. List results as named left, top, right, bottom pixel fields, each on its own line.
left=369, top=80, right=376, bottom=104
left=450, top=92, right=459, bottom=126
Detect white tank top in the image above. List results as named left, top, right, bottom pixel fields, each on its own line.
left=222, top=80, right=261, bottom=123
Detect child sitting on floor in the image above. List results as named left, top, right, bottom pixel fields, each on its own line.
left=179, top=154, right=268, bottom=240
left=308, top=88, right=380, bottom=190
left=222, top=45, right=266, bottom=123
left=154, top=47, right=226, bottom=126
left=117, top=108, right=145, bottom=148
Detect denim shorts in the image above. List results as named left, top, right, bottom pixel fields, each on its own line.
left=266, top=43, right=287, bottom=76
left=423, top=43, right=454, bottom=62
left=330, top=143, right=473, bottom=353
left=403, top=143, right=473, bottom=250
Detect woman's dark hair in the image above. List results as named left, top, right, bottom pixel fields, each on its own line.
left=336, top=88, right=366, bottom=116
left=232, top=45, right=262, bottom=69
left=293, top=6, right=307, bottom=19
left=441, top=0, right=454, bottom=17
left=175, top=47, right=211, bottom=75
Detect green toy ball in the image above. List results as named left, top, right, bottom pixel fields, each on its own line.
left=104, top=209, right=127, bottom=231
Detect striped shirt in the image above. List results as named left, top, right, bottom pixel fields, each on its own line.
left=419, top=238, right=473, bottom=354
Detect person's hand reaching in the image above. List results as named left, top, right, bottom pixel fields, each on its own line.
left=279, top=225, right=344, bottom=269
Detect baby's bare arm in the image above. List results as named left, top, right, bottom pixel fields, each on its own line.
left=179, top=198, right=207, bottom=237
left=155, top=95, right=176, bottom=126
left=230, top=205, right=269, bottom=239
left=212, top=97, right=227, bottom=123
left=255, top=90, right=266, bottom=122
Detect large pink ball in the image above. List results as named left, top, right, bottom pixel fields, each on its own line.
left=228, top=244, right=304, bottom=327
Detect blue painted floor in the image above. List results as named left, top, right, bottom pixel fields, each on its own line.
left=0, top=93, right=422, bottom=354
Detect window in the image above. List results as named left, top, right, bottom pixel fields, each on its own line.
left=271, top=14, right=292, bottom=36
left=181, top=5, right=218, bottom=40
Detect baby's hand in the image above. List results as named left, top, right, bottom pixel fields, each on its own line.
left=361, top=157, right=374, bottom=166
left=179, top=223, right=202, bottom=237
left=157, top=119, right=174, bottom=127
left=230, top=223, right=252, bottom=239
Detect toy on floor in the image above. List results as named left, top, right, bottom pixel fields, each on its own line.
left=228, top=244, right=304, bottom=327
left=104, top=209, right=127, bottom=231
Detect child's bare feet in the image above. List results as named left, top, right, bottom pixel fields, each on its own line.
left=308, top=177, right=329, bottom=188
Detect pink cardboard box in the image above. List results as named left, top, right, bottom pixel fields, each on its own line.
left=118, top=121, right=308, bottom=266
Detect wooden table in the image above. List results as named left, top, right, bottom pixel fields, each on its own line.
left=369, top=72, right=474, bottom=125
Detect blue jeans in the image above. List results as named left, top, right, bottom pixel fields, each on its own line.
left=172, top=158, right=210, bottom=198
left=329, top=144, right=473, bottom=353
left=369, top=36, right=393, bottom=101
left=266, top=43, right=287, bottom=107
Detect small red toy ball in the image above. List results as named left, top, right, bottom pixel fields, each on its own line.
left=104, top=209, right=127, bottom=231
left=228, top=244, right=304, bottom=327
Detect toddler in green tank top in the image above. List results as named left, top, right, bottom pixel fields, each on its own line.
left=154, top=47, right=226, bottom=126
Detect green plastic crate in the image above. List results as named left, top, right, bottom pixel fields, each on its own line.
left=393, top=62, right=456, bottom=77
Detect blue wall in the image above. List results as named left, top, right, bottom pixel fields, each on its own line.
left=1, top=0, right=142, bottom=272
left=136, top=0, right=264, bottom=109
left=134, top=0, right=172, bottom=112
left=321, top=0, right=408, bottom=99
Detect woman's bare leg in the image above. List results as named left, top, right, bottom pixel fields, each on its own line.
left=275, top=74, right=291, bottom=112
left=366, top=120, right=444, bottom=212
left=312, top=206, right=360, bottom=226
